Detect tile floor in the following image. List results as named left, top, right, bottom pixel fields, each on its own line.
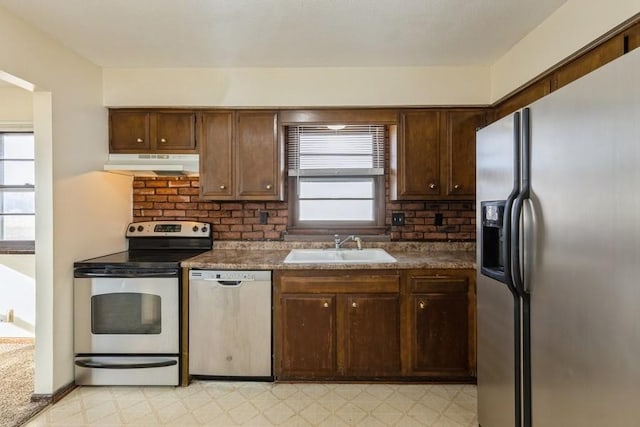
left=25, top=381, right=478, bottom=426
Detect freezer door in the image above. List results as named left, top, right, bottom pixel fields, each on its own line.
left=526, top=48, right=640, bottom=426
left=476, top=115, right=519, bottom=427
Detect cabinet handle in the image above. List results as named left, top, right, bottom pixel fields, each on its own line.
left=352, top=302, right=357, bottom=308
left=266, top=184, right=272, bottom=190
left=429, top=183, right=437, bottom=190
left=323, top=302, right=329, bottom=308
left=419, top=301, right=425, bottom=310
left=136, top=138, right=143, bottom=143
left=160, top=138, right=167, bottom=143
left=453, top=184, right=461, bottom=190
left=219, top=185, right=226, bottom=190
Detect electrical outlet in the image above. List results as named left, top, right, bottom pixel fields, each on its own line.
left=391, top=212, right=405, bottom=226
left=259, top=211, right=269, bottom=225
left=435, top=213, right=444, bottom=226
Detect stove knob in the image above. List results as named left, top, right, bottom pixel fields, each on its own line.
left=192, top=226, right=199, bottom=232
left=128, top=226, right=135, bottom=233
left=137, top=225, right=144, bottom=232
left=202, top=227, right=208, bottom=233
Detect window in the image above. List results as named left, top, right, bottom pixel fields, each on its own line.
left=0, top=132, right=35, bottom=248
left=287, top=124, right=386, bottom=232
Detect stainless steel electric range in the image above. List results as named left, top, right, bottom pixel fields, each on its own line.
left=73, top=220, right=212, bottom=386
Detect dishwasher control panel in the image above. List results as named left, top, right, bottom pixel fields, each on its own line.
left=189, top=270, right=271, bottom=282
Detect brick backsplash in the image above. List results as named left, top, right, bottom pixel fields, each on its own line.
left=132, top=177, right=475, bottom=242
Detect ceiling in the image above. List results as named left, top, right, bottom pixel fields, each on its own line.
left=0, top=0, right=568, bottom=68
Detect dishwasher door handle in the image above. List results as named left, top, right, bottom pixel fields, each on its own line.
left=217, top=280, right=243, bottom=287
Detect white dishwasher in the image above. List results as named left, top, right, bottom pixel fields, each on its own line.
left=188, top=270, right=272, bottom=380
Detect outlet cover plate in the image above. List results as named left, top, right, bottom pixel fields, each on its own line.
left=391, top=212, right=405, bottom=226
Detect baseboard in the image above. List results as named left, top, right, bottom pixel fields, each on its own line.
left=31, top=381, right=76, bottom=404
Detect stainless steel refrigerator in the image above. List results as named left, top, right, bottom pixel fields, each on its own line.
left=476, top=48, right=640, bottom=427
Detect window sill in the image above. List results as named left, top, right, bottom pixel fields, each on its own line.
left=284, top=230, right=390, bottom=243
left=0, top=241, right=35, bottom=254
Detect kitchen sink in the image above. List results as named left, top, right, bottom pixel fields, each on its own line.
left=283, top=248, right=397, bottom=264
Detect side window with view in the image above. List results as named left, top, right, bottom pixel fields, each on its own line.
left=0, top=132, right=35, bottom=251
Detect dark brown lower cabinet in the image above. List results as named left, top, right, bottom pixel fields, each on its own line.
left=275, top=271, right=401, bottom=380
left=343, top=294, right=401, bottom=376
left=280, top=294, right=336, bottom=376
left=275, top=269, right=475, bottom=381
left=407, top=270, right=476, bottom=378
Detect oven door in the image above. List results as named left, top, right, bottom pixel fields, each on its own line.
left=74, top=276, right=179, bottom=354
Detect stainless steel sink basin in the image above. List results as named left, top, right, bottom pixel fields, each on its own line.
left=283, top=248, right=397, bottom=264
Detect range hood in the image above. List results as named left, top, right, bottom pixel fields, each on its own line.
left=104, top=153, right=199, bottom=177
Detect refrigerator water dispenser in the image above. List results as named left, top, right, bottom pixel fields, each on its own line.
left=480, top=200, right=507, bottom=283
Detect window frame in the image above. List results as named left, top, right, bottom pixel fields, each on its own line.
left=286, top=123, right=388, bottom=235
left=287, top=174, right=386, bottom=234
left=0, top=130, right=35, bottom=253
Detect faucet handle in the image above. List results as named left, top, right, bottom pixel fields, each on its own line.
left=354, top=236, right=363, bottom=250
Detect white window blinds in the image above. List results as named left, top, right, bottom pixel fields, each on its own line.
left=287, top=125, right=385, bottom=176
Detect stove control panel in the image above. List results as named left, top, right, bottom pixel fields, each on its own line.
left=126, top=221, right=211, bottom=238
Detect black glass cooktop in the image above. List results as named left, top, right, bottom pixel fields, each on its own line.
left=74, top=249, right=207, bottom=269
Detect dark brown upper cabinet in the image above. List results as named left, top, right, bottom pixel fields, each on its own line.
left=391, top=109, right=485, bottom=200
left=493, top=77, right=553, bottom=121
left=199, top=110, right=282, bottom=201
left=553, top=34, right=625, bottom=91
left=109, top=109, right=197, bottom=153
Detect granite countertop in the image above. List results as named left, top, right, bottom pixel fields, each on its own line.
left=181, top=241, right=476, bottom=270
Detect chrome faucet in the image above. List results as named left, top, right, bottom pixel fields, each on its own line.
left=334, top=234, right=362, bottom=250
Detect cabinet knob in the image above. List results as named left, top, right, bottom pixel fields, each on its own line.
left=323, top=302, right=329, bottom=308
left=419, top=301, right=425, bottom=310
left=352, top=302, right=357, bottom=308
left=136, top=138, right=143, bottom=143
left=429, top=183, right=437, bottom=190
left=220, top=185, right=226, bottom=190
left=453, top=184, right=460, bottom=190
left=160, top=138, right=167, bottom=143
left=266, top=184, right=272, bottom=190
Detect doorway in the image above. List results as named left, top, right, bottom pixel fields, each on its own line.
left=0, top=77, right=47, bottom=426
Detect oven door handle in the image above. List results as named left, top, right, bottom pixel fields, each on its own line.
left=74, top=268, right=178, bottom=278
left=75, top=359, right=177, bottom=369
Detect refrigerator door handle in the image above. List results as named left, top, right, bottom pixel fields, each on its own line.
left=512, top=108, right=531, bottom=297
left=503, top=111, right=521, bottom=297
left=505, top=111, right=523, bottom=427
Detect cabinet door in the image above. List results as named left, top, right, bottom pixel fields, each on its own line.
left=411, top=276, right=470, bottom=375
left=445, top=110, right=485, bottom=197
left=155, top=112, right=197, bottom=152
left=200, top=112, right=234, bottom=199
left=235, top=111, right=280, bottom=200
left=280, top=294, right=336, bottom=377
left=394, top=110, right=441, bottom=199
left=109, top=111, right=150, bottom=152
left=493, top=77, right=552, bottom=120
left=625, top=21, right=640, bottom=53
left=553, top=35, right=624, bottom=91
left=343, top=294, right=401, bottom=376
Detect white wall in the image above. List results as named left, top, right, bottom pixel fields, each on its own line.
left=103, top=1, right=639, bottom=108
left=103, top=66, right=491, bottom=107
left=0, top=86, right=32, bottom=122
left=0, top=7, right=132, bottom=394
left=491, top=0, right=640, bottom=102
left=0, top=257, right=36, bottom=333
left=0, top=255, right=35, bottom=278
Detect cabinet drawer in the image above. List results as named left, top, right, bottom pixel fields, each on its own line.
left=280, top=274, right=400, bottom=294
left=410, top=276, right=468, bottom=293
